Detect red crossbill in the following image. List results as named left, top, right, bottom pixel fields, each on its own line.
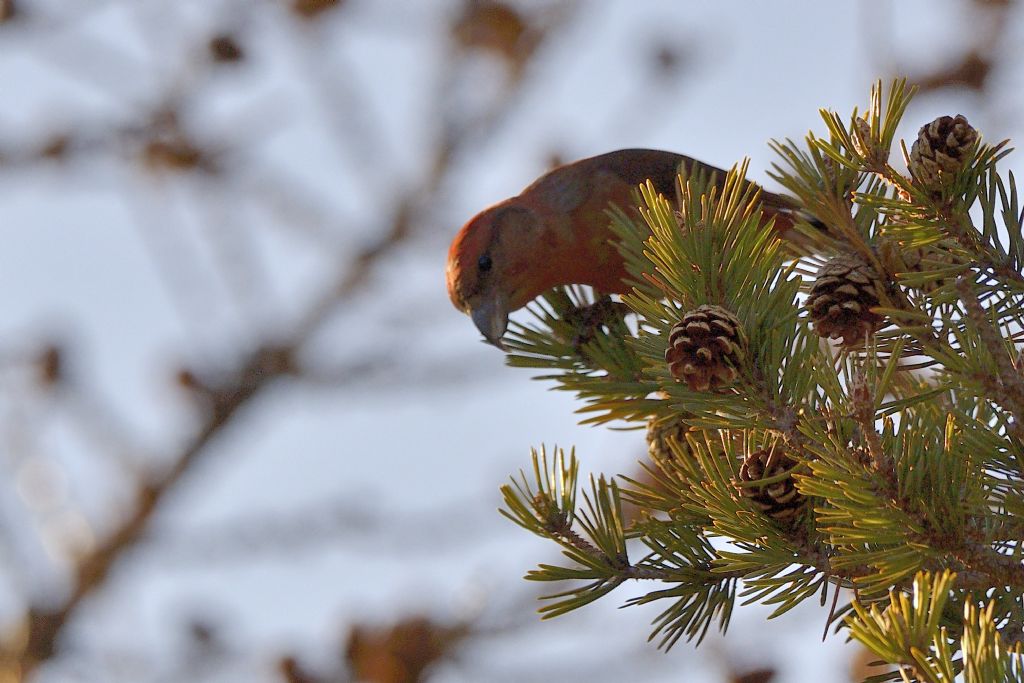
left=446, top=148, right=813, bottom=347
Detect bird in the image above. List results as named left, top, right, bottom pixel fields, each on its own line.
left=445, top=148, right=816, bottom=348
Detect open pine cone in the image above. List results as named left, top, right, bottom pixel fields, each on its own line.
left=665, top=305, right=746, bottom=392
left=735, top=448, right=805, bottom=523
left=908, top=114, right=978, bottom=190
left=807, top=253, right=886, bottom=346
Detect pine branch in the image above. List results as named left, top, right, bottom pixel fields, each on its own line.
left=849, top=571, right=1024, bottom=683
left=956, top=276, right=1024, bottom=426
left=847, top=571, right=960, bottom=683
left=501, top=78, right=1024, bottom=669
left=504, top=287, right=662, bottom=425
left=851, top=368, right=895, bottom=477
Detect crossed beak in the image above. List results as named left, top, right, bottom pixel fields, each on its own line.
left=469, top=294, right=509, bottom=350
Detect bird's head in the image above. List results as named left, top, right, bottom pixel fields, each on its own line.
left=446, top=201, right=545, bottom=348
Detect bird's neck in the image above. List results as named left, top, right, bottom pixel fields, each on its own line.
left=523, top=209, right=630, bottom=301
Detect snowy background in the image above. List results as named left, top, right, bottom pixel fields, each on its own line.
left=0, top=0, right=1020, bottom=681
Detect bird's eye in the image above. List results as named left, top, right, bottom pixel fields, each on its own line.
left=477, top=254, right=493, bottom=272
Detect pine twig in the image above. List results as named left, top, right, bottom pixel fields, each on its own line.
left=956, top=276, right=1024, bottom=426
left=851, top=370, right=892, bottom=475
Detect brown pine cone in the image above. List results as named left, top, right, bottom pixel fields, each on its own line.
left=665, top=305, right=746, bottom=391
left=901, top=247, right=959, bottom=290
left=561, top=296, right=629, bottom=349
left=735, top=449, right=805, bottom=523
left=646, top=416, right=692, bottom=463
left=806, top=253, right=886, bottom=345
left=851, top=116, right=887, bottom=167
left=908, top=115, right=978, bottom=190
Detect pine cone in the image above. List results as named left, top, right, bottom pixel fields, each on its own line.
left=561, top=296, right=629, bottom=349
left=665, top=305, right=746, bottom=391
left=901, top=247, right=957, bottom=290
left=735, top=449, right=805, bottom=522
left=646, top=416, right=692, bottom=463
left=908, top=115, right=978, bottom=189
left=807, top=253, right=885, bottom=345
left=851, top=116, right=887, bottom=167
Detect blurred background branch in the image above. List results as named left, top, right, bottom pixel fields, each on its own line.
left=0, top=1, right=576, bottom=678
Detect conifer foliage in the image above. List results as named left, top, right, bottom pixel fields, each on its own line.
left=499, top=81, right=1024, bottom=680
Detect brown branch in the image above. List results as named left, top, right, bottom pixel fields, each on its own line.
left=0, top=5, right=578, bottom=679
left=850, top=370, right=893, bottom=476
left=952, top=541, right=1024, bottom=590
left=3, top=198, right=437, bottom=680
left=7, top=345, right=294, bottom=675
left=541, top=505, right=704, bottom=582
left=6, top=185, right=451, bottom=675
